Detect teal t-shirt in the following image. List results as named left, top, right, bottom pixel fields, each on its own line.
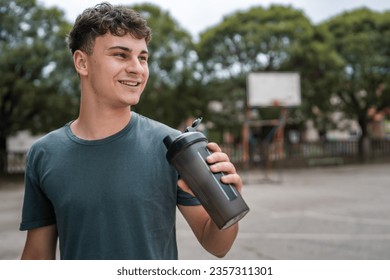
left=20, top=112, right=200, bottom=259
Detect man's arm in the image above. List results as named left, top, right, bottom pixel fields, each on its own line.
left=21, top=224, right=58, bottom=260
left=178, top=142, right=243, bottom=258
left=178, top=204, right=238, bottom=257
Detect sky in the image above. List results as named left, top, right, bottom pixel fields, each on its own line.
left=39, top=0, right=390, bottom=40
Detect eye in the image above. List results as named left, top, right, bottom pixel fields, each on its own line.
left=114, top=52, right=127, bottom=59
left=138, top=55, right=148, bottom=62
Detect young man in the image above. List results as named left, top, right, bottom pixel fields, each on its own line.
left=20, top=2, right=243, bottom=260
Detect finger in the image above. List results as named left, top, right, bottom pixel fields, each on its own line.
left=220, top=173, right=243, bottom=193
left=206, top=142, right=222, bottom=153
left=206, top=142, right=230, bottom=164
left=207, top=151, right=230, bottom=165
left=209, top=161, right=236, bottom=174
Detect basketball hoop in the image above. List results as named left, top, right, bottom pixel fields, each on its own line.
left=247, top=72, right=301, bottom=108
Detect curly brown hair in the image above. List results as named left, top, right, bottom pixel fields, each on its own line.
left=66, top=2, right=152, bottom=55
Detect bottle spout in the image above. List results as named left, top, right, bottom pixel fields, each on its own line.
left=184, top=117, right=203, bottom=132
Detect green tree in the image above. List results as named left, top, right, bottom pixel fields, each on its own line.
left=320, top=8, right=390, bottom=158
left=284, top=23, right=345, bottom=135
left=131, top=4, right=202, bottom=128
left=198, top=5, right=313, bottom=75
left=196, top=5, right=315, bottom=135
left=0, top=0, right=78, bottom=173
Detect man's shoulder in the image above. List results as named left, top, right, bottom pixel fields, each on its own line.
left=134, top=113, right=180, bottom=137
left=29, top=125, right=68, bottom=150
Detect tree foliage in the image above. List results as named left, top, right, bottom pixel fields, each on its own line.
left=320, top=8, right=390, bottom=137
left=0, top=0, right=79, bottom=132
left=0, top=0, right=79, bottom=171
left=284, top=23, right=345, bottom=133
left=198, top=5, right=313, bottom=76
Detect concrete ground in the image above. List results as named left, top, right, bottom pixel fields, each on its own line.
left=1, top=162, right=390, bottom=260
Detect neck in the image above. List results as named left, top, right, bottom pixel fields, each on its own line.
left=71, top=98, right=132, bottom=140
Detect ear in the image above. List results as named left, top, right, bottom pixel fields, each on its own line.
left=73, top=50, right=88, bottom=76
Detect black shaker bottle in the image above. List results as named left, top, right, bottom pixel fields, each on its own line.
left=163, top=118, right=249, bottom=229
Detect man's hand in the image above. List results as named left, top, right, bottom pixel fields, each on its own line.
left=178, top=142, right=243, bottom=195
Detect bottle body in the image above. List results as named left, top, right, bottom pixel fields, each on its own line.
left=164, top=132, right=249, bottom=229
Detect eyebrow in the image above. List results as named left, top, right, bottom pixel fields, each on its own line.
left=108, top=46, right=149, bottom=55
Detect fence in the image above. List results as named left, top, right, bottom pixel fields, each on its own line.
left=4, top=139, right=390, bottom=173
left=223, top=138, right=390, bottom=168
left=6, top=152, right=27, bottom=174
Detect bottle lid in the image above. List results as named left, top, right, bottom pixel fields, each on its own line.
left=164, top=132, right=207, bottom=163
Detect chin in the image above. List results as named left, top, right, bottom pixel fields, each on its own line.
left=126, top=97, right=141, bottom=107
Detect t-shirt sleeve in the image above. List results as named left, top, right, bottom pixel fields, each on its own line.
left=176, top=186, right=201, bottom=206
left=19, top=147, right=56, bottom=231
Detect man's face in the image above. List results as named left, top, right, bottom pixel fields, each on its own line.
left=83, top=33, right=149, bottom=108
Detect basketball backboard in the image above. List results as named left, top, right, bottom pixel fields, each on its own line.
left=247, top=72, right=301, bottom=107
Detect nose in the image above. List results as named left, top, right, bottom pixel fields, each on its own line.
left=125, top=57, right=145, bottom=74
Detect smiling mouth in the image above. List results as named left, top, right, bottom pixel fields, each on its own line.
left=119, top=80, right=141, bottom=87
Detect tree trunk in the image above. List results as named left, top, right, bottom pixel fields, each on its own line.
left=0, top=131, right=7, bottom=174
left=357, top=115, right=370, bottom=162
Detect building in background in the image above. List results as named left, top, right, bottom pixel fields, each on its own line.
left=6, top=131, right=42, bottom=173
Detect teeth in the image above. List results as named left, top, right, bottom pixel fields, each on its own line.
left=120, top=81, right=139, bottom=86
